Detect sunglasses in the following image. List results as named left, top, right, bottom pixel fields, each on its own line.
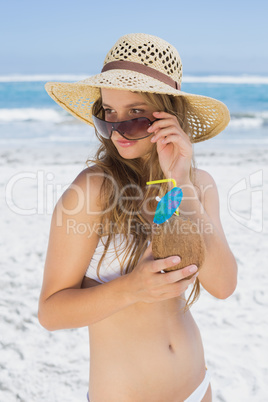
left=92, top=115, right=159, bottom=141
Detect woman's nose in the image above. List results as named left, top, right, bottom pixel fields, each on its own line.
left=111, top=129, right=123, bottom=140
left=115, top=114, right=128, bottom=122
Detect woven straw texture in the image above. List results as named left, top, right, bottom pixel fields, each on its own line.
left=45, top=33, right=230, bottom=143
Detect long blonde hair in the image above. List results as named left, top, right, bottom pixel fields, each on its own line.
left=86, top=91, right=201, bottom=311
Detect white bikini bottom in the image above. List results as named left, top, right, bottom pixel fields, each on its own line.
left=86, top=367, right=211, bottom=402
left=184, top=367, right=211, bottom=402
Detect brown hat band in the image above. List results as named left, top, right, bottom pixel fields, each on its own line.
left=101, top=61, right=181, bottom=90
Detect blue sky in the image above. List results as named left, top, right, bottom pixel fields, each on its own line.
left=2, top=0, right=268, bottom=75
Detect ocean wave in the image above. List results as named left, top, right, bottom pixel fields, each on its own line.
left=183, top=75, right=268, bottom=84
left=1, top=74, right=268, bottom=84
left=1, top=108, right=267, bottom=130
left=0, top=137, right=91, bottom=144
left=0, top=108, right=73, bottom=123
left=1, top=136, right=267, bottom=146
left=220, top=138, right=268, bottom=144
left=229, top=112, right=268, bottom=129
left=32, top=135, right=93, bottom=142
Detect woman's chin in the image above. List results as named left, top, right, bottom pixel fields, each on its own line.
left=115, top=146, right=153, bottom=161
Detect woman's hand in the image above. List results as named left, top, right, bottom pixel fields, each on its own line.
left=127, top=243, right=199, bottom=303
left=148, top=111, right=193, bottom=185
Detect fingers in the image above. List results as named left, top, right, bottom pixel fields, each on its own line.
left=150, top=127, right=183, bottom=141
left=148, top=111, right=180, bottom=130
left=150, top=125, right=192, bottom=144
left=162, top=264, right=198, bottom=284
left=147, top=247, right=199, bottom=280
left=147, top=118, right=180, bottom=133
left=150, top=255, right=181, bottom=273
left=134, top=248, right=200, bottom=303
left=152, top=111, right=178, bottom=121
left=151, top=256, right=199, bottom=287
left=148, top=111, right=192, bottom=144
left=148, top=118, right=178, bottom=133
left=155, top=271, right=199, bottom=302
left=165, top=272, right=199, bottom=300
left=150, top=127, right=192, bottom=150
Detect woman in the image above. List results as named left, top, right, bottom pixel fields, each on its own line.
left=38, top=33, right=238, bottom=401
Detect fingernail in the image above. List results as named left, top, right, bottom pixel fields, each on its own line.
left=151, top=136, right=156, bottom=142
left=172, top=256, right=181, bottom=263
left=189, top=265, right=198, bottom=273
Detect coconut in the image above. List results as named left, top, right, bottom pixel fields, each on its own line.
left=152, top=214, right=206, bottom=278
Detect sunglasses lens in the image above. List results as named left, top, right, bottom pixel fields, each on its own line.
left=116, top=118, right=151, bottom=139
left=92, top=115, right=112, bottom=139
left=93, top=116, right=152, bottom=140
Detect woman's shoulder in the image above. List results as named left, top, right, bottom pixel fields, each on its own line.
left=56, top=165, right=105, bottom=220
left=73, top=164, right=105, bottom=188
left=192, top=167, right=218, bottom=205
left=193, top=167, right=216, bottom=186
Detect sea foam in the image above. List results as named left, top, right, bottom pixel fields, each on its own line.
left=0, top=108, right=71, bottom=123
left=0, top=108, right=267, bottom=130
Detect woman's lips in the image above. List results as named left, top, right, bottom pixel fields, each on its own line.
left=117, top=140, right=138, bottom=147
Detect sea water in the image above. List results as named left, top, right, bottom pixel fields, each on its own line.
left=0, top=74, right=267, bottom=148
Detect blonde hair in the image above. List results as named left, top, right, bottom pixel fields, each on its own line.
left=86, top=92, right=201, bottom=311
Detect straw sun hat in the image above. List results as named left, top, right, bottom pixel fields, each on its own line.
left=45, top=33, right=230, bottom=143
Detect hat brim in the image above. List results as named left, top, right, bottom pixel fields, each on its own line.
left=45, top=70, right=230, bottom=143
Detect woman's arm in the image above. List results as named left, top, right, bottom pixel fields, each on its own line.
left=81, top=276, right=102, bottom=288
left=38, top=166, right=136, bottom=331
left=38, top=165, right=208, bottom=331
left=175, top=168, right=238, bottom=299
left=39, top=273, right=134, bottom=331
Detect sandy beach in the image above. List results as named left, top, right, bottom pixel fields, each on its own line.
left=1, top=138, right=267, bottom=401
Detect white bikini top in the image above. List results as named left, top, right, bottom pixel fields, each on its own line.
left=84, top=233, right=151, bottom=283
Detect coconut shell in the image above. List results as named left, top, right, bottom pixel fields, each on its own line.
left=152, top=214, right=206, bottom=277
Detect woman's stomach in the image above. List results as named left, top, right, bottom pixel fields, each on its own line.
left=88, top=296, right=207, bottom=402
